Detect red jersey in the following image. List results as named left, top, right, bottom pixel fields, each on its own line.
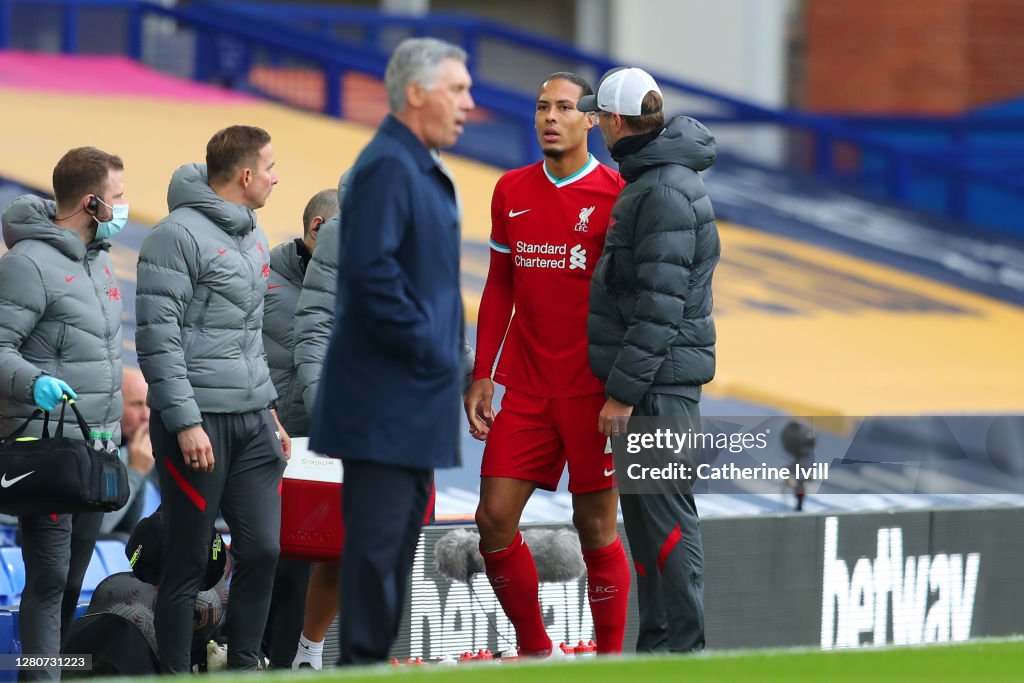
left=474, top=155, right=624, bottom=397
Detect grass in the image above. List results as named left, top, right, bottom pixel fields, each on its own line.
left=237, top=638, right=1024, bottom=683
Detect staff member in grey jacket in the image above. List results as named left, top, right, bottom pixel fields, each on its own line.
left=0, top=147, right=126, bottom=680
left=287, top=176, right=347, bottom=671
left=292, top=173, right=349, bottom=422
left=581, top=67, right=720, bottom=653
left=261, top=187, right=338, bottom=669
left=136, top=125, right=291, bottom=672
left=290, top=172, right=475, bottom=670
left=263, top=188, right=338, bottom=437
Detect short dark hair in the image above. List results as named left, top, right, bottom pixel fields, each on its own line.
left=621, top=90, right=665, bottom=134
left=206, top=125, right=272, bottom=186
left=539, top=72, right=593, bottom=99
left=302, top=188, right=340, bottom=235
left=52, top=147, right=124, bottom=209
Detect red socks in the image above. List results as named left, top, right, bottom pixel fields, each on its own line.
left=483, top=532, right=630, bottom=655
left=481, top=530, right=552, bottom=654
left=582, top=536, right=630, bottom=654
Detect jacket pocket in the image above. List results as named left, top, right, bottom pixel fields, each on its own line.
left=55, top=323, right=68, bottom=354
left=183, top=296, right=212, bottom=360
left=182, top=328, right=197, bottom=361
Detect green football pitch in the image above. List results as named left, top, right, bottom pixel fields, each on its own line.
left=243, top=638, right=1023, bottom=683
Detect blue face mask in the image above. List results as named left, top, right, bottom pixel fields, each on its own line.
left=94, top=199, right=129, bottom=240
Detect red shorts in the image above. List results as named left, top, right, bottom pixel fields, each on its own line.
left=481, top=390, right=616, bottom=494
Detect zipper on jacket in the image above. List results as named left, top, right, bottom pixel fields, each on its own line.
left=240, top=235, right=258, bottom=404
left=51, top=320, right=67, bottom=407
left=89, top=249, right=116, bottom=434
left=55, top=323, right=68, bottom=355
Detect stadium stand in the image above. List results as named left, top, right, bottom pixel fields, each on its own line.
left=1, top=45, right=1022, bottom=523
left=0, top=550, right=24, bottom=606
left=1, top=0, right=1023, bottom=664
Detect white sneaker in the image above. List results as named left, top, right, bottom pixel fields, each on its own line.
left=292, top=654, right=322, bottom=671
left=521, top=641, right=568, bottom=661
left=292, top=636, right=324, bottom=670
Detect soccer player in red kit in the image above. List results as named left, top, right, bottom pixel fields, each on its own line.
left=465, top=72, right=629, bottom=656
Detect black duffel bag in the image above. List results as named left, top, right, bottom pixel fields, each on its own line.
left=0, top=399, right=129, bottom=515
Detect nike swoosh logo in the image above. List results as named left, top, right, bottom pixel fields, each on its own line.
left=1, top=471, right=35, bottom=488
left=603, top=468, right=616, bottom=477
left=590, top=595, right=615, bottom=603
left=267, top=284, right=282, bottom=290
left=64, top=275, right=76, bottom=283
left=217, top=248, right=228, bottom=256
left=508, top=209, right=531, bottom=218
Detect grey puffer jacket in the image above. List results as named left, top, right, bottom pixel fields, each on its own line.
left=0, top=195, right=123, bottom=440
left=588, top=116, right=721, bottom=406
left=293, top=212, right=342, bottom=418
left=136, top=164, right=276, bottom=433
left=263, top=239, right=308, bottom=436
left=294, top=204, right=474, bottom=419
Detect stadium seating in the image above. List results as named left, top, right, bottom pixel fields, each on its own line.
left=0, top=610, right=18, bottom=681
left=0, top=549, right=24, bottom=604
left=95, top=540, right=131, bottom=575
left=140, top=479, right=161, bottom=520
left=79, top=548, right=113, bottom=604
left=0, top=572, right=15, bottom=609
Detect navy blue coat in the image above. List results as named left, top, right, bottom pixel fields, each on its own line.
left=309, top=115, right=463, bottom=469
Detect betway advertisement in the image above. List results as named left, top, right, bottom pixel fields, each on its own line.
left=319, top=507, right=1024, bottom=661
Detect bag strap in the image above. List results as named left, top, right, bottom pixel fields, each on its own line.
left=50, top=399, right=93, bottom=442
left=0, top=399, right=90, bottom=444
left=65, top=400, right=93, bottom=441
left=1, top=409, right=43, bottom=444
left=54, top=400, right=67, bottom=439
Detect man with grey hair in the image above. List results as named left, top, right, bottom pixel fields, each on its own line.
left=309, top=36, right=473, bottom=665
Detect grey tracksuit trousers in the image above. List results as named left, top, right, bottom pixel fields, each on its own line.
left=17, top=510, right=103, bottom=681
left=620, top=392, right=706, bottom=653
left=150, top=409, right=286, bottom=672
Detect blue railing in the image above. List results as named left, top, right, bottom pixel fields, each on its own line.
left=198, top=2, right=1024, bottom=228
left=2, top=0, right=1023, bottom=233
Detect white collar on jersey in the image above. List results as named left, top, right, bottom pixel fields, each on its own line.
left=543, top=154, right=599, bottom=188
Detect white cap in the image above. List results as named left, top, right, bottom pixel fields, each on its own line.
left=577, top=67, right=662, bottom=116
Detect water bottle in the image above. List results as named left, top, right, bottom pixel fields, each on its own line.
left=99, top=431, right=120, bottom=501
left=101, top=431, right=118, bottom=456
left=90, top=429, right=103, bottom=452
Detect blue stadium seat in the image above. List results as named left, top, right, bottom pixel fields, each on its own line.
left=0, top=570, right=14, bottom=608
left=78, top=550, right=106, bottom=603
left=0, top=525, right=17, bottom=548
left=0, top=610, right=15, bottom=651
left=0, top=610, right=17, bottom=682
left=0, top=548, right=24, bottom=602
left=140, top=479, right=160, bottom=520
left=95, top=540, right=130, bottom=575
